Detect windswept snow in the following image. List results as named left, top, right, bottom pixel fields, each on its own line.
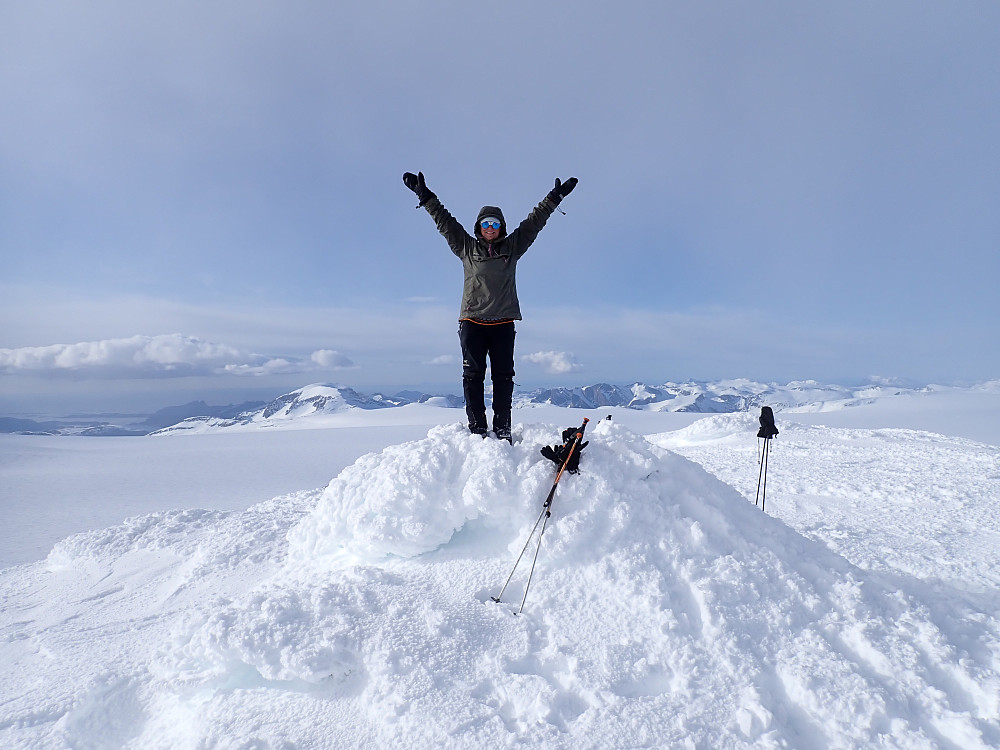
left=2, top=417, right=999, bottom=748
left=0, top=424, right=439, bottom=567
left=653, top=414, right=1000, bottom=589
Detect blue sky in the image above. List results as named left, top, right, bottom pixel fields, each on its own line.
left=2, top=1, right=998, bottom=414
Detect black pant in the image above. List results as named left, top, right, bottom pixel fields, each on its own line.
left=459, top=320, right=515, bottom=432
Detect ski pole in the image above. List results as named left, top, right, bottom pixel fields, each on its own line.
left=761, top=437, right=770, bottom=512
left=491, top=503, right=549, bottom=604
left=518, top=509, right=552, bottom=614
left=491, top=418, right=589, bottom=611
left=755, top=407, right=778, bottom=511
left=755, top=438, right=765, bottom=506
left=515, top=419, right=588, bottom=614
left=755, top=436, right=771, bottom=510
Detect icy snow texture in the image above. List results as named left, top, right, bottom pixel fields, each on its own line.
left=1, top=420, right=998, bottom=748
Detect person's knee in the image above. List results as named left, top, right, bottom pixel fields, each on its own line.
left=492, top=373, right=515, bottom=407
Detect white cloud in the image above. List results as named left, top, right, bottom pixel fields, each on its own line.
left=425, top=354, right=457, bottom=366
left=522, top=351, right=584, bottom=375
left=0, top=335, right=356, bottom=379
left=222, top=358, right=297, bottom=377
left=0, top=334, right=239, bottom=374
left=310, top=350, right=355, bottom=369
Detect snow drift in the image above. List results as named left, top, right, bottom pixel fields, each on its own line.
left=2, top=421, right=998, bottom=749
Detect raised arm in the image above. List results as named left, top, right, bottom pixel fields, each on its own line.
left=403, top=171, right=471, bottom=257
left=509, top=177, right=579, bottom=258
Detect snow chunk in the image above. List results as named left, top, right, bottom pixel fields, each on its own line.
left=288, top=423, right=534, bottom=561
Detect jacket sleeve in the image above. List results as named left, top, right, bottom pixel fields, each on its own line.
left=508, top=196, right=559, bottom=259
left=423, top=195, right=472, bottom=258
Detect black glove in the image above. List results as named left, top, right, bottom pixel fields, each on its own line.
left=545, top=177, right=578, bottom=205
left=757, top=406, right=779, bottom=439
left=402, top=171, right=435, bottom=206
left=540, top=436, right=588, bottom=474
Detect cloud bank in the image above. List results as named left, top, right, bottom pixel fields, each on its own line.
left=522, top=351, right=584, bottom=375
left=0, top=335, right=355, bottom=379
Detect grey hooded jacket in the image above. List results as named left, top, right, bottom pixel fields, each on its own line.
left=421, top=194, right=559, bottom=320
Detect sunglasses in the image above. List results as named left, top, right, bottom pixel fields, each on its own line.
left=480, top=220, right=501, bottom=230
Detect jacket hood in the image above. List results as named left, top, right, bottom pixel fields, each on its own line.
left=474, top=205, right=507, bottom=240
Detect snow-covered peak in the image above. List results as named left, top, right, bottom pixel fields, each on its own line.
left=259, top=383, right=392, bottom=419
left=149, top=384, right=405, bottom=434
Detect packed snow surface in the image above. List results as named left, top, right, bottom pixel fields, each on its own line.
left=2, top=413, right=999, bottom=748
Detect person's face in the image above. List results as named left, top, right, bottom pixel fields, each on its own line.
left=480, top=219, right=501, bottom=241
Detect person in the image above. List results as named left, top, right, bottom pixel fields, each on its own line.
left=402, top=171, right=578, bottom=441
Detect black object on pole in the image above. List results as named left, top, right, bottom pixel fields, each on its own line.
left=491, top=418, right=589, bottom=613
left=755, top=407, right=778, bottom=511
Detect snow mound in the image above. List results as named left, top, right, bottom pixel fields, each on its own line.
left=288, top=423, right=534, bottom=561
left=5, top=422, right=999, bottom=749
left=286, top=420, right=756, bottom=567
left=151, top=423, right=1000, bottom=747
left=656, top=411, right=760, bottom=445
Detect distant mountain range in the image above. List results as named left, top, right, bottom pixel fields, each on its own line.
left=516, top=380, right=905, bottom=412
left=149, top=380, right=924, bottom=436
left=0, top=400, right=266, bottom=437
left=520, top=382, right=756, bottom=411
left=148, top=385, right=465, bottom=435
left=1, top=379, right=941, bottom=437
